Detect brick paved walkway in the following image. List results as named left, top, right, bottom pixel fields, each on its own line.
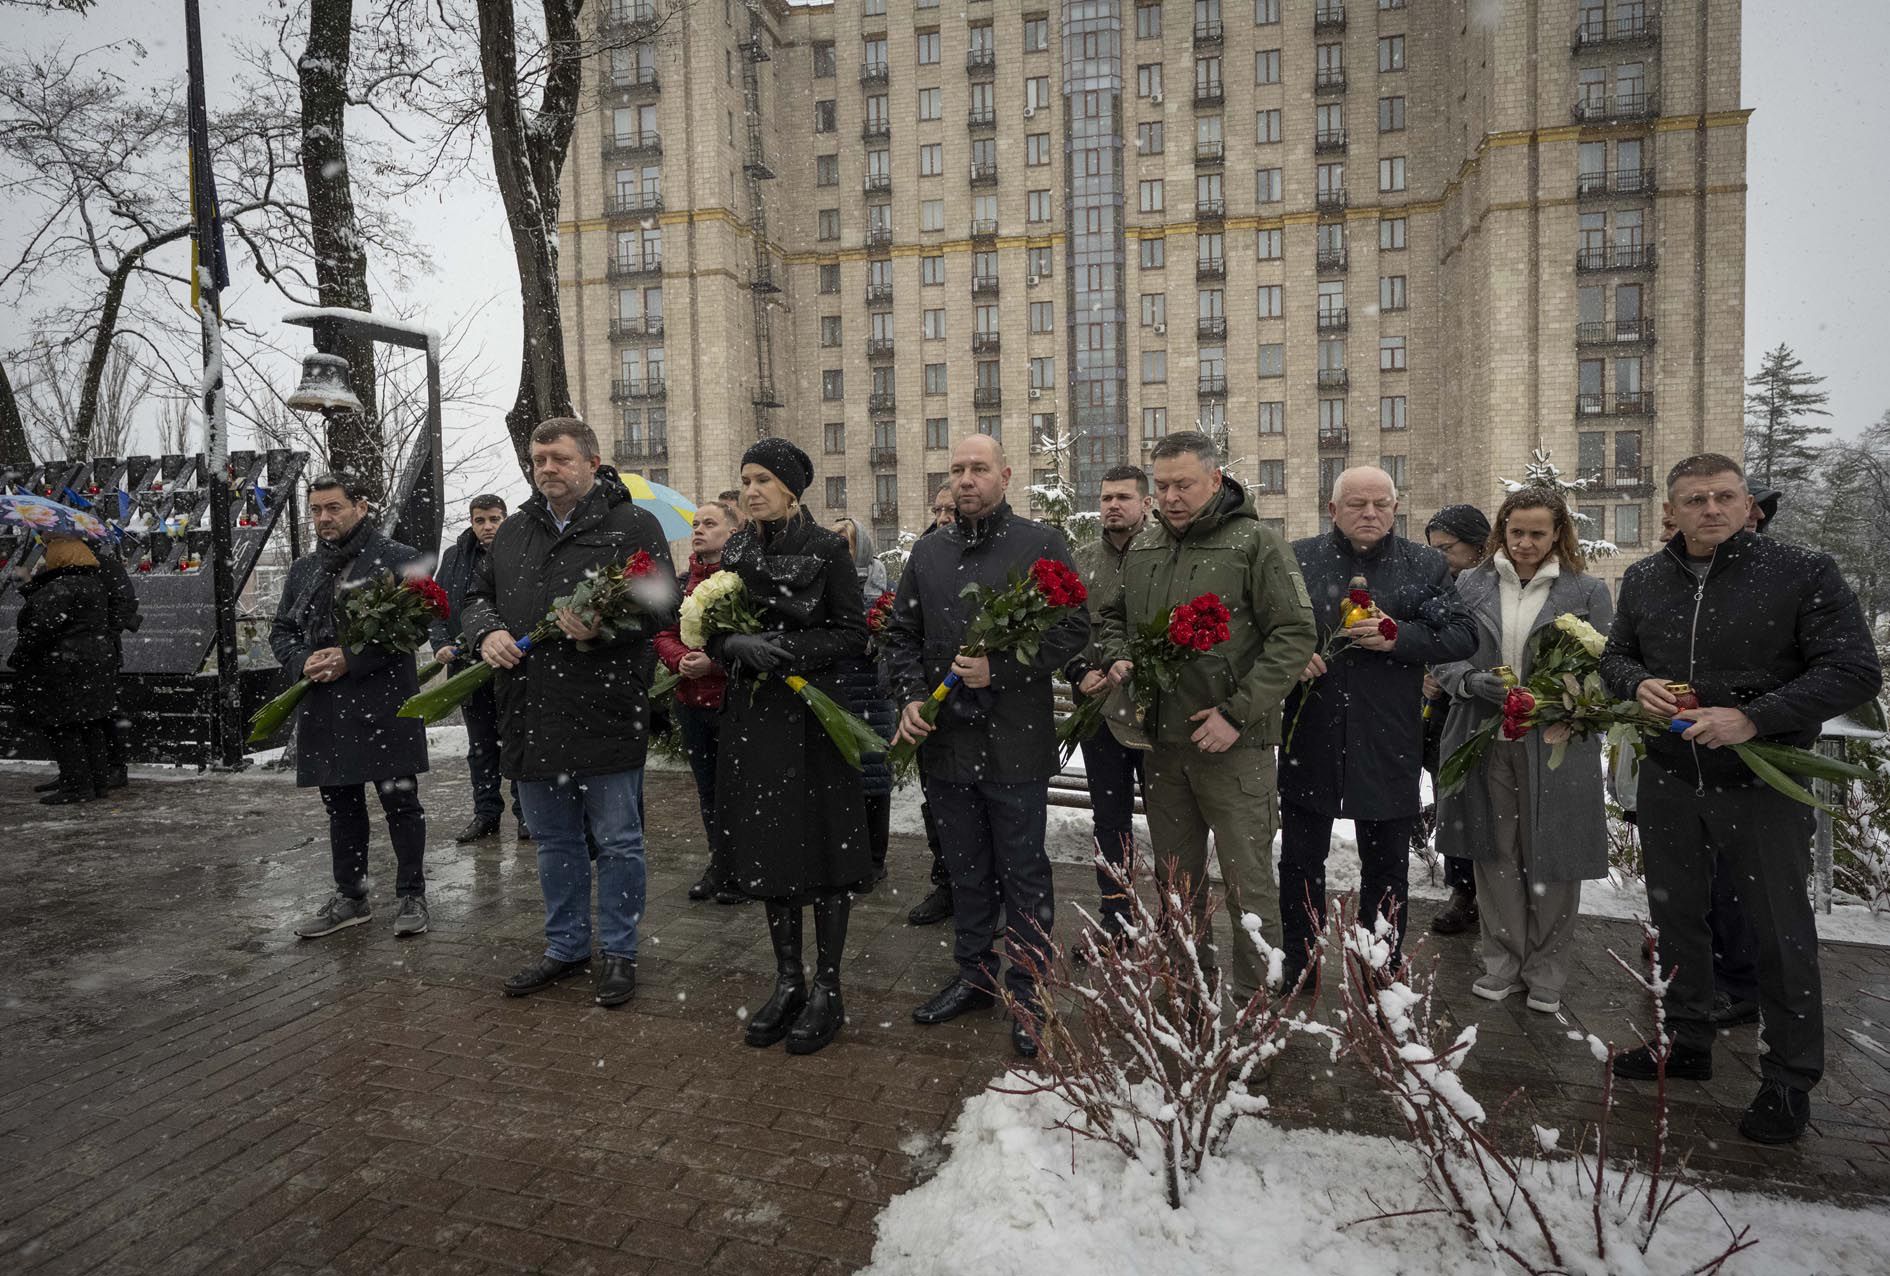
left=0, top=756, right=1885, bottom=1275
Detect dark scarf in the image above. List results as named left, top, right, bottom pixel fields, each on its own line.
left=293, top=516, right=375, bottom=643
left=955, top=499, right=1012, bottom=550
left=722, top=508, right=826, bottom=627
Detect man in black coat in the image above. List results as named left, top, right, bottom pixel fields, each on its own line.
left=95, top=543, right=141, bottom=789
left=1601, top=453, right=1881, bottom=1144
left=904, top=484, right=959, bottom=928
left=430, top=493, right=521, bottom=842
left=1279, top=466, right=1476, bottom=983
left=461, top=418, right=676, bottom=1009
left=271, top=474, right=431, bottom=941
left=885, top=435, right=1090, bottom=1058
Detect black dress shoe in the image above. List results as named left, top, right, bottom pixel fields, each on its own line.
left=1738, top=1080, right=1810, bottom=1144
left=688, top=869, right=717, bottom=901
left=1011, top=1017, right=1040, bottom=1059
left=594, top=956, right=637, bottom=1007
left=714, top=886, right=747, bottom=905
left=105, top=767, right=128, bottom=790
left=1612, top=1042, right=1712, bottom=1082
left=912, top=978, right=996, bottom=1025
left=515, top=822, right=534, bottom=842
left=39, top=789, right=94, bottom=806
left=33, top=777, right=62, bottom=792
left=1712, top=991, right=1761, bottom=1027
left=906, top=883, right=954, bottom=927
left=503, top=954, right=588, bottom=997
left=1429, top=889, right=1478, bottom=936
left=785, top=981, right=844, bottom=1055
left=454, top=815, right=500, bottom=843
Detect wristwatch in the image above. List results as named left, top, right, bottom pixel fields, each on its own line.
left=1216, top=703, right=1246, bottom=735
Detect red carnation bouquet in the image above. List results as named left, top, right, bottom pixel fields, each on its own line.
left=1058, top=592, right=1233, bottom=761
left=888, top=557, right=1088, bottom=771
left=247, top=571, right=452, bottom=745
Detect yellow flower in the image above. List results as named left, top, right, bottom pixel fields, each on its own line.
left=1554, top=612, right=1607, bottom=658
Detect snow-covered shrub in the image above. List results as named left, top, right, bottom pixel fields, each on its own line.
left=1834, top=737, right=1890, bottom=914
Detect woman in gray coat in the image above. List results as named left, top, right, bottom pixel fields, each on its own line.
left=1433, top=488, right=1612, bottom=1013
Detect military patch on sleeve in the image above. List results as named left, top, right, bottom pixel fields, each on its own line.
left=1290, top=568, right=1312, bottom=610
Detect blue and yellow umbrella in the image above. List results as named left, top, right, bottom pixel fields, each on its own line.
left=618, top=472, right=696, bottom=541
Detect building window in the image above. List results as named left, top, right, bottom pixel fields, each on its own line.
left=1024, top=15, right=1050, bottom=52
left=1026, top=76, right=1051, bottom=112
left=864, top=0, right=885, bottom=13
left=1141, top=349, right=1167, bottom=383
left=823, top=422, right=846, bottom=454
left=1258, top=400, right=1284, bottom=434
left=1138, top=179, right=1165, bottom=213
left=922, top=308, right=946, bottom=340
left=1141, top=237, right=1166, bottom=270
left=815, top=100, right=836, bottom=132
left=1138, top=64, right=1163, bottom=98
left=822, top=370, right=844, bottom=400
left=1256, top=108, right=1281, bottom=143
left=1579, top=506, right=1606, bottom=541
left=1380, top=217, right=1406, bottom=251
left=1379, top=95, right=1405, bottom=132
left=1140, top=293, right=1166, bottom=327
left=1136, top=2, right=1163, bottom=39
left=1615, top=504, right=1643, bottom=547
left=924, top=363, right=948, bottom=395
left=918, top=198, right=943, bottom=232
left=919, top=142, right=943, bottom=177
left=1255, top=0, right=1279, bottom=23
left=1028, top=189, right=1053, bottom=222
left=820, top=315, right=842, bottom=347
left=1028, top=132, right=1053, bottom=165
left=1255, top=167, right=1282, bottom=203
left=1256, top=227, right=1282, bottom=260
left=1254, top=48, right=1280, bottom=85
left=1319, top=398, right=1346, bottom=434
left=1256, top=283, right=1283, bottom=318
left=918, top=87, right=941, bottom=121
left=1030, top=356, right=1056, bottom=390
left=1378, top=35, right=1405, bottom=73
left=919, top=255, right=944, bottom=287
left=1378, top=156, right=1407, bottom=193
left=1257, top=342, right=1284, bottom=377
left=1029, top=246, right=1053, bottom=277
left=1380, top=395, right=1407, bottom=430
left=1380, top=274, right=1408, bottom=311
left=925, top=416, right=950, bottom=448
left=812, top=42, right=836, bottom=77
left=1257, top=459, right=1286, bottom=494
left=816, top=155, right=839, bottom=187
left=916, top=31, right=940, bottom=65
left=818, top=264, right=840, bottom=294
left=817, top=208, right=840, bottom=240
left=825, top=476, right=847, bottom=508
left=1136, top=121, right=1164, bottom=154
left=1380, top=453, right=1406, bottom=489
left=1030, top=301, right=1055, bottom=332
left=1379, top=335, right=1406, bottom=370
left=1141, top=406, right=1167, bottom=441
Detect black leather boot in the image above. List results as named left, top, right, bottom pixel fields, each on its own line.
left=745, top=903, right=807, bottom=1048
left=787, top=893, right=848, bottom=1056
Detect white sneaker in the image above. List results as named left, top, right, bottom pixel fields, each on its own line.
left=1525, top=991, right=1561, bottom=1014
left=1472, top=975, right=1524, bottom=1001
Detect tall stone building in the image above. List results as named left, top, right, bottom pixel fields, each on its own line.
left=559, top=0, right=1746, bottom=574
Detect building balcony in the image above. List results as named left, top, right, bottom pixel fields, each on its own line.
left=1314, top=69, right=1346, bottom=95
left=968, top=107, right=996, bottom=131
left=861, top=120, right=892, bottom=142
left=1576, top=244, right=1656, bottom=272
left=866, top=225, right=894, bottom=250
left=1318, top=426, right=1350, bottom=449
left=865, top=282, right=894, bottom=307
left=1194, top=139, right=1224, bottom=167
left=1193, top=81, right=1225, bottom=108
left=605, top=189, right=664, bottom=218
left=744, top=145, right=774, bottom=179
left=1572, top=90, right=1659, bottom=124
left=1577, top=167, right=1656, bottom=199
left=607, top=253, right=663, bottom=280
left=1314, top=3, right=1346, bottom=32
left=1318, top=368, right=1349, bottom=390
left=609, top=316, right=665, bottom=340
left=1197, top=374, right=1228, bottom=398
left=970, top=161, right=999, bottom=187
left=1315, top=128, right=1348, bottom=154
left=969, top=218, right=999, bottom=240
left=1317, top=307, right=1349, bottom=331
left=966, top=48, right=996, bottom=77
left=860, top=61, right=889, bottom=85
left=1572, top=13, right=1660, bottom=53
left=751, top=262, right=780, bottom=293
left=1579, top=465, right=1656, bottom=496
left=973, top=386, right=1001, bottom=409
left=869, top=446, right=899, bottom=469
left=1575, top=318, right=1656, bottom=346
left=616, top=439, right=669, bottom=466
left=1195, top=257, right=1225, bottom=280
left=864, top=172, right=892, bottom=194
left=1576, top=391, right=1656, bottom=417
left=610, top=378, right=666, bottom=402
left=1317, top=247, right=1349, bottom=273
left=603, top=131, right=662, bottom=159
left=868, top=391, right=898, bottom=417
left=606, top=71, right=660, bottom=100
left=972, top=274, right=1000, bottom=296
left=872, top=501, right=899, bottom=523
left=1197, top=316, right=1227, bottom=341
left=972, top=332, right=1001, bottom=353
left=753, top=382, right=782, bottom=408
left=1316, top=188, right=1348, bottom=213
left=600, top=4, right=659, bottom=41
left=866, top=337, right=896, bottom=360
left=1193, top=20, right=1224, bottom=47
left=1195, top=198, right=1226, bottom=223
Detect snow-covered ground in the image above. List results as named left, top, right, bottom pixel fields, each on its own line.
left=863, top=1088, right=1890, bottom=1276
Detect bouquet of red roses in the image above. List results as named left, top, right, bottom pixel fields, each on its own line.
left=1057, top=592, right=1232, bottom=762
left=248, top=572, right=451, bottom=745
left=888, top=557, right=1088, bottom=770
left=398, top=551, right=668, bottom=724
left=866, top=588, right=897, bottom=638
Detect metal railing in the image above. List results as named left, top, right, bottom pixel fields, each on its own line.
left=864, top=173, right=892, bottom=194
left=860, top=62, right=888, bottom=84
left=1575, top=391, right=1656, bottom=416
left=1317, top=307, right=1349, bottom=331
left=1193, top=20, right=1224, bottom=46
left=1195, top=198, right=1226, bottom=221
left=1576, top=244, right=1656, bottom=271
left=866, top=337, right=895, bottom=359
left=1198, top=316, right=1227, bottom=340
left=1577, top=465, right=1655, bottom=495
left=865, top=282, right=894, bottom=306
left=1575, top=318, right=1656, bottom=345
left=1315, top=3, right=1347, bottom=32
left=1194, top=140, right=1225, bottom=165
left=606, top=253, right=663, bottom=279
left=1572, top=13, right=1660, bottom=51
left=1195, top=257, right=1225, bottom=280
left=608, top=316, right=664, bottom=340
left=603, top=131, right=662, bottom=157
left=1318, top=368, right=1349, bottom=390
left=1193, top=80, right=1225, bottom=107
left=1317, top=247, right=1349, bottom=272
left=972, top=332, right=1001, bottom=353
left=1318, top=427, right=1351, bottom=449
left=1197, top=373, right=1228, bottom=397
left=972, top=274, right=1000, bottom=296
left=1314, top=69, right=1346, bottom=95
left=1576, top=168, right=1656, bottom=198
left=969, top=219, right=999, bottom=239
left=1315, top=128, right=1348, bottom=153
left=973, top=386, right=1002, bottom=408
left=970, top=161, right=999, bottom=187
left=610, top=378, right=666, bottom=401
left=861, top=120, right=891, bottom=142
left=966, top=48, right=996, bottom=75
left=968, top=107, right=996, bottom=129
left=868, top=392, right=898, bottom=415
left=1572, top=90, right=1659, bottom=123
left=1316, top=188, right=1349, bottom=212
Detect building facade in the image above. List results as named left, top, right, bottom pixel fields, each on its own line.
left=559, top=0, right=1746, bottom=572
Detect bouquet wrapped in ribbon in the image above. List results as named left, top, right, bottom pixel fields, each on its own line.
left=397, top=551, right=664, bottom=724
left=247, top=572, right=450, bottom=745
left=1057, top=591, right=1232, bottom=762
left=678, top=569, right=889, bottom=770
left=1438, top=612, right=1868, bottom=811
left=888, top=557, right=1089, bottom=770
left=1284, top=575, right=1400, bottom=750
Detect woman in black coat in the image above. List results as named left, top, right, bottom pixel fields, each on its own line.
left=710, top=439, right=872, bottom=1056
left=8, top=534, right=117, bottom=804
left=830, top=515, right=896, bottom=880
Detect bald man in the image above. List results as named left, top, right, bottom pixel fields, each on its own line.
left=883, top=434, right=1090, bottom=1058
left=1277, top=466, right=1476, bottom=985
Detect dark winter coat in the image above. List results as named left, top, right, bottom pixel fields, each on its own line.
left=833, top=518, right=895, bottom=799
left=97, top=554, right=141, bottom=656
left=882, top=501, right=1091, bottom=785
left=268, top=520, right=429, bottom=788
left=459, top=469, right=677, bottom=784
left=8, top=564, right=117, bottom=726
left=1600, top=530, right=1882, bottom=788
left=1280, top=530, right=1477, bottom=820
left=428, top=525, right=487, bottom=660
left=707, top=512, right=873, bottom=899
left=1065, top=519, right=1145, bottom=682
left=653, top=556, right=730, bottom=711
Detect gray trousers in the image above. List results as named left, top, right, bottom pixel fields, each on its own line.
left=1639, top=762, right=1822, bottom=1090
left=1474, top=742, right=1582, bottom=998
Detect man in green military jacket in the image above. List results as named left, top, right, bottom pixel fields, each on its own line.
left=1097, top=432, right=1317, bottom=1001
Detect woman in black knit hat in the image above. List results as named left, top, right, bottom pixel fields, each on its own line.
left=708, top=438, right=873, bottom=1055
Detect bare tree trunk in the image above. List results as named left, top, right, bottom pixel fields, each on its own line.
left=298, top=0, right=382, bottom=493
left=0, top=359, right=31, bottom=465
left=476, top=0, right=586, bottom=475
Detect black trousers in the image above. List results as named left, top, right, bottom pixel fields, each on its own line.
left=1279, top=800, right=1416, bottom=972
left=460, top=680, right=520, bottom=822
left=319, top=777, right=428, bottom=901
left=676, top=702, right=722, bottom=862
left=48, top=719, right=111, bottom=796
left=922, top=776, right=1055, bottom=1004
left=917, top=753, right=950, bottom=886
left=1639, top=763, right=1821, bottom=1089
left=865, top=792, right=892, bottom=871
left=1079, top=726, right=1144, bottom=930
left=1711, top=848, right=1761, bottom=1002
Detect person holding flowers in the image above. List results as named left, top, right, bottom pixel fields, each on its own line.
left=431, top=494, right=521, bottom=844
left=459, top=419, right=677, bottom=1009
left=1096, top=433, right=1316, bottom=1001
left=270, top=474, right=432, bottom=941
left=1431, top=488, right=1612, bottom=1015
left=1599, top=453, right=1881, bottom=1144
left=884, top=434, right=1090, bottom=1058
left=708, top=439, right=872, bottom=1056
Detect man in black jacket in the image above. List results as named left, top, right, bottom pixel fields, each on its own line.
left=885, top=435, right=1090, bottom=1057
left=1279, top=466, right=1476, bottom=984
left=904, top=484, right=960, bottom=928
left=461, top=419, right=676, bottom=1008
left=430, top=493, right=521, bottom=842
left=1601, top=453, right=1881, bottom=1144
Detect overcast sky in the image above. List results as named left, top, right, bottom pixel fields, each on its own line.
left=1, top=0, right=1883, bottom=517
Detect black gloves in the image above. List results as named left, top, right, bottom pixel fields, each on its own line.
left=721, top=634, right=792, bottom=674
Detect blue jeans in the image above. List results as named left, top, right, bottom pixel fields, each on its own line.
left=518, top=770, right=646, bottom=963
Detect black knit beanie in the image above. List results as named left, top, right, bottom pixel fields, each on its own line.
left=1424, top=503, right=1492, bottom=547
left=740, top=437, right=814, bottom=499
